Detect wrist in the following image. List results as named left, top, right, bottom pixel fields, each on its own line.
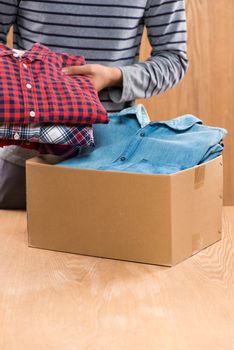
left=108, top=67, right=123, bottom=87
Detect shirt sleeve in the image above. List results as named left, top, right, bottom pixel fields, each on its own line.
left=0, top=0, right=19, bottom=43
left=109, top=0, right=189, bottom=103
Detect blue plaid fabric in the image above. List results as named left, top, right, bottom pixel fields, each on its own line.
left=0, top=123, right=94, bottom=147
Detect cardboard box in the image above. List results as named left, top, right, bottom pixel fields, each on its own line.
left=26, top=155, right=223, bottom=266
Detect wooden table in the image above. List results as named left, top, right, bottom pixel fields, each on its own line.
left=0, top=208, right=233, bottom=350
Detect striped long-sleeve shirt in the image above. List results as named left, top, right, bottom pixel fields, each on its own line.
left=0, top=0, right=188, bottom=165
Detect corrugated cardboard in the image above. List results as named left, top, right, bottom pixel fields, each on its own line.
left=26, top=155, right=223, bottom=266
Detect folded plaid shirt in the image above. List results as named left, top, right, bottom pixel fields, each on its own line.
left=0, top=123, right=94, bottom=147
left=0, top=42, right=108, bottom=125
left=0, top=139, right=87, bottom=157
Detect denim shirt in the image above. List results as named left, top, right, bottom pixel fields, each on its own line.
left=57, top=105, right=227, bottom=174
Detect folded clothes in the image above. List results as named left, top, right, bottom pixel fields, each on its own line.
left=0, top=123, right=94, bottom=146
left=0, top=42, right=108, bottom=125
left=56, top=104, right=227, bottom=174
left=0, top=139, right=86, bottom=158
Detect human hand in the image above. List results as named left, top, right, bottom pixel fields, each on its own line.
left=62, top=64, right=122, bottom=92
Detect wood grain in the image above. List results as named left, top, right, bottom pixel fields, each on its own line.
left=0, top=208, right=233, bottom=350
left=6, top=27, right=13, bottom=47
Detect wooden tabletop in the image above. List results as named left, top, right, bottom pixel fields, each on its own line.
left=0, top=208, right=233, bottom=350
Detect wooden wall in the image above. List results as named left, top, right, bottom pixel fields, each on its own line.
left=6, top=0, right=234, bottom=204
left=138, top=0, right=234, bottom=205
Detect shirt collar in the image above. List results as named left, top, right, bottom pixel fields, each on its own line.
left=108, top=104, right=151, bottom=128
left=0, top=42, right=50, bottom=62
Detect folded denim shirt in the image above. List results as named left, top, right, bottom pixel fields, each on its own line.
left=56, top=104, right=227, bottom=174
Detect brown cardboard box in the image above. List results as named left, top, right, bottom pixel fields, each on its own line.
left=26, top=155, right=223, bottom=266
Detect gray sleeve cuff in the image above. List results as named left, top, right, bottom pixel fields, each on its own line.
left=108, top=66, right=132, bottom=104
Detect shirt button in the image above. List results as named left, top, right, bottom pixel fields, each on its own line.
left=30, top=110, right=36, bottom=118
left=140, top=132, right=145, bottom=137
left=26, top=83, right=32, bottom=89
left=14, top=132, right=20, bottom=140
left=23, top=63, right=27, bottom=69
left=120, top=156, right=126, bottom=161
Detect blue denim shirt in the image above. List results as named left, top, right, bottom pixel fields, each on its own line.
left=56, top=105, right=227, bottom=174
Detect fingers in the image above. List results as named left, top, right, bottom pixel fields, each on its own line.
left=62, top=64, right=95, bottom=76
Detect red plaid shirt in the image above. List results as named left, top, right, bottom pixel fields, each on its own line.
left=0, top=42, right=108, bottom=125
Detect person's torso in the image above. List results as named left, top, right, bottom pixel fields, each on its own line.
left=14, top=1, right=149, bottom=112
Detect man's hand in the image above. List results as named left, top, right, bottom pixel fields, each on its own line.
left=62, top=64, right=122, bottom=92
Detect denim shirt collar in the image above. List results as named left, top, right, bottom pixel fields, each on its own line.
left=108, top=104, right=151, bottom=128
left=152, top=114, right=203, bottom=131
left=108, top=105, right=203, bottom=130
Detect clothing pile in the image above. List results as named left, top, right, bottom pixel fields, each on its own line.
left=57, top=104, right=227, bottom=174
left=0, top=42, right=108, bottom=157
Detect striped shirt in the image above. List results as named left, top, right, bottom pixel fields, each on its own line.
left=0, top=0, right=188, bottom=165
